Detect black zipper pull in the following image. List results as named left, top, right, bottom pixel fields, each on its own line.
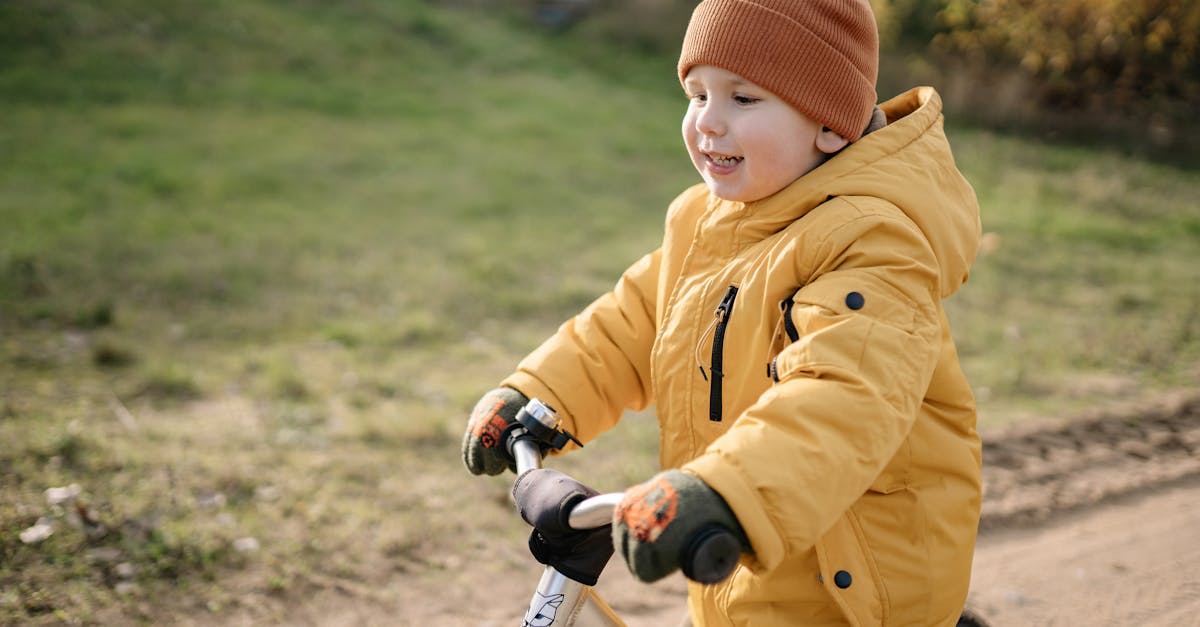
left=708, top=285, right=738, bottom=422
left=766, top=290, right=801, bottom=383
left=780, top=291, right=800, bottom=342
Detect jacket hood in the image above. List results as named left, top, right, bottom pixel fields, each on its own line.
left=726, top=87, right=981, bottom=297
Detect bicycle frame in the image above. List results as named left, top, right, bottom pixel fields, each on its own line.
left=513, top=437, right=627, bottom=627
left=524, top=568, right=624, bottom=627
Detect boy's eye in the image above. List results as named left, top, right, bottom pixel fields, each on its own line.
left=733, top=94, right=760, bottom=105
left=690, top=93, right=708, bottom=103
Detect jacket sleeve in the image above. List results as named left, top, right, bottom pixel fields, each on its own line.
left=684, top=202, right=943, bottom=572
left=502, top=248, right=661, bottom=448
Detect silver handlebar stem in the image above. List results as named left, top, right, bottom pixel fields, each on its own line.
left=512, top=435, right=543, bottom=475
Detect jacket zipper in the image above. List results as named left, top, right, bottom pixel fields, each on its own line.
left=781, top=292, right=800, bottom=342
left=706, top=285, right=739, bottom=422
left=768, top=290, right=801, bottom=382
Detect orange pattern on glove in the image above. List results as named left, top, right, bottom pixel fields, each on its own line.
left=470, top=396, right=509, bottom=449
left=616, top=475, right=678, bottom=543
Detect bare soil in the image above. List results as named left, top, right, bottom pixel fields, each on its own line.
left=192, top=392, right=1200, bottom=626
left=966, top=391, right=1200, bottom=626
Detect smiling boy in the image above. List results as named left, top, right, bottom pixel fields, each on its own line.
left=463, top=0, right=983, bottom=624
left=682, top=64, right=849, bottom=202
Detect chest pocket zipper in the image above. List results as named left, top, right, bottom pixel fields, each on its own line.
left=696, top=285, right=739, bottom=422
left=781, top=291, right=801, bottom=342
left=768, top=289, right=802, bottom=382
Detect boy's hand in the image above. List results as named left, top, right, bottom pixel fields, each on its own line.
left=613, top=470, right=749, bottom=583
left=461, top=387, right=528, bottom=475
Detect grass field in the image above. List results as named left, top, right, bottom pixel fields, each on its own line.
left=2, top=1, right=1198, bottom=623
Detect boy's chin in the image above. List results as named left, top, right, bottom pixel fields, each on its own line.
left=704, top=182, right=774, bottom=203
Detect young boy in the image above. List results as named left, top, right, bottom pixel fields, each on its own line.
left=464, top=0, right=982, bottom=624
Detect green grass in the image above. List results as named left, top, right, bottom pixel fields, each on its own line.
left=1, top=0, right=1198, bottom=623
left=948, top=132, right=1200, bottom=424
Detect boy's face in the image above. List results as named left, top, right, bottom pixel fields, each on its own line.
left=682, top=65, right=846, bottom=202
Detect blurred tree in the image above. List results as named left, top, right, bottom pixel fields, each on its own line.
left=929, top=0, right=1199, bottom=123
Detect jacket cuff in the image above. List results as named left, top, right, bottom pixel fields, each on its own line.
left=683, top=452, right=786, bottom=573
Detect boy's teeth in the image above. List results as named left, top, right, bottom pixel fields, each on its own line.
left=711, top=155, right=741, bottom=166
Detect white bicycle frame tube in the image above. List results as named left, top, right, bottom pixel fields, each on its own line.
left=513, top=438, right=626, bottom=627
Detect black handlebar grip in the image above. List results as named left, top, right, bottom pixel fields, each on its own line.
left=681, top=524, right=741, bottom=584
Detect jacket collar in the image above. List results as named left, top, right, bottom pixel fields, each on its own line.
left=695, top=87, right=980, bottom=297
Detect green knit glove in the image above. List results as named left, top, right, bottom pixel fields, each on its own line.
left=461, top=387, right=528, bottom=475
left=613, top=470, right=749, bottom=583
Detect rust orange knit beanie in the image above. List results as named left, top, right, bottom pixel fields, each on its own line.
left=678, top=0, right=879, bottom=141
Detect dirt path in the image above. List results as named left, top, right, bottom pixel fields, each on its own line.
left=964, top=391, right=1200, bottom=626
left=204, top=393, right=1200, bottom=626
left=976, top=392, right=1200, bottom=531
left=968, top=477, right=1200, bottom=626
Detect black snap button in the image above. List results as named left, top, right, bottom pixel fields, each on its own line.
left=845, top=292, right=864, bottom=310
left=834, top=570, right=852, bottom=589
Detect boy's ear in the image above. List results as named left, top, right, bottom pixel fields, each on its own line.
left=816, top=127, right=850, bottom=154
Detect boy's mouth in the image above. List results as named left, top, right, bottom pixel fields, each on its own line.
left=704, top=152, right=743, bottom=168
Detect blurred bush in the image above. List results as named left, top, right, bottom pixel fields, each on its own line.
left=927, top=0, right=1198, bottom=142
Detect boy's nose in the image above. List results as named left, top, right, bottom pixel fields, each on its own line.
left=694, top=106, right=726, bottom=137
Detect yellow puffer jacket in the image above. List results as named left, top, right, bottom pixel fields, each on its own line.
left=503, top=87, right=982, bottom=626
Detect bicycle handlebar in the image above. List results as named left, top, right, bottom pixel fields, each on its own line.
left=567, top=492, right=623, bottom=529
left=511, top=435, right=623, bottom=529
left=507, top=399, right=740, bottom=585
left=681, top=523, right=742, bottom=584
